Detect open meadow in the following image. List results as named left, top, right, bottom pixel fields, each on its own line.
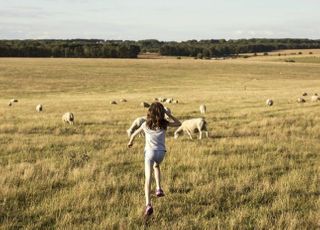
left=0, top=53, right=320, bottom=229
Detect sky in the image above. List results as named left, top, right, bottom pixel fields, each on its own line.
left=0, top=0, right=319, bottom=41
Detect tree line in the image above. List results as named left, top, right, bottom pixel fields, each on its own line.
left=0, top=39, right=320, bottom=58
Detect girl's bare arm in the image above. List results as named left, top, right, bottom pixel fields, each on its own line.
left=166, top=112, right=181, bottom=127
left=127, top=124, right=144, bottom=148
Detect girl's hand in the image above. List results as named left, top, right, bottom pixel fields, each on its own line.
left=127, top=142, right=133, bottom=148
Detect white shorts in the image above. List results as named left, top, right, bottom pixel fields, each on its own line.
left=144, top=150, right=166, bottom=165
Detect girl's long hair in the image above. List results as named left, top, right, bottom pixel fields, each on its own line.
left=146, top=102, right=168, bottom=130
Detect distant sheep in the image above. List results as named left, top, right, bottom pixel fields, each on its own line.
left=120, top=98, right=127, bottom=102
left=165, top=98, right=173, bottom=104
left=172, top=100, right=179, bottom=104
left=8, top=101, right=12, bottom=106
left=302, top=92, right=308, bottom=96
left=10, top=99, right=18, bottom=103
left=36, top=104, right=43, bottom=112
left=311, top=95, right=320, bottom=102
left=153, top=98, right=159, bottom=101
left=174, top=118, right=208, bottom=140
left=127, top=116, right=146, bottom=137
left=110, top=101, right=117, bottom=105
left=199, top=104, right=206, bottom=114
left=159, top=97, right=166, bottom=103
left=141, top=102, right=150, bottom=108
left=62, top=112, right=74, bottom=125
left=297, top=98, right=306, bottom=103
left=266, top=99, right=273, bottom=106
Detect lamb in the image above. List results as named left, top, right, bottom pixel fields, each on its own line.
left=141, top=102, right=150, bottom=108
left=199, top=104, right=206, bottom=114
left=127, top=116, right=146, bottom=137
left=297, top=98, right=306, bottom=103
left=36, top=104, right=43, bottom=112
left=311, top=95, right=320, bottom=102
left=174, top=118, right=209, bottom=140
left=62, top=112, right=74, bottom=125
left=110, top=101, right=117, bottom=105
left=266, top=99, right=273, bottom=106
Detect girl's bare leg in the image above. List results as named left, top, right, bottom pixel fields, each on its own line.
left=145, top=160, right=152, bottom=205
left=153, top=163, right=161, bottom=190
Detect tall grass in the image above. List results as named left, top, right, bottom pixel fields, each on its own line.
left=0, top=57, right=319, bottom=229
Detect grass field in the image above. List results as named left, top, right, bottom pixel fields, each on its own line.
left=0, top=53, right=320, bottom=229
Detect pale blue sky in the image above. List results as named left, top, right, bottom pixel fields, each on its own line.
left=0, top=0, right=319, bottom=40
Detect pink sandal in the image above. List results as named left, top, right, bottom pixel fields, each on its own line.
left=156, top=188, right=165, bottom=197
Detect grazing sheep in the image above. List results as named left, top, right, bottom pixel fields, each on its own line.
left=199, top=104, right=206, bottom=114
left=297, top=98, right=306, bottom=103
left=266, top=99, right=273, bottom=106
left=62, top=112, right=74, bottom=125
left=36, top=104, right=43, bottom=112
left=127, top=116, right=146, bottom=137
left=10, top=99, right=18, bottom=103
left=110, top=101, right=117, bottom=105
left=172, top=100, right=179, bottom=104
left=120, top=98, right=127, bottom=102
left=311, top=95, right=320, bottom=102
left=159, top=97, right=166, bottom=103
left=165, top=98, right=173, bottom=104
left=302, top=92, right=308, bottom=96
left=315, top=93, right=318, bottom=96
left=8, top=101, right=12, bottom=106
left=174, top=118, right=208, bottom=140
left=141, top=102, right=150, bottom=108
left=153, top=98, right=159, bottom=101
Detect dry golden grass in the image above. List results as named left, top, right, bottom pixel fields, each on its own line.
left=0, top=55, right=319, bottom=229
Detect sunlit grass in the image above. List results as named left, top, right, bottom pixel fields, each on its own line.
left=0, top=55, right=319, bottom=229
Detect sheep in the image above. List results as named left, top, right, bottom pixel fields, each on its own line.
left=172, top=100, right=179, bottom=104
left=159, top=97, right=166, bottom=103
left=8, top=101, right=12, bottom=106
left=297, top=97, right=306, bottom=103
left=10, top=99, right=18, bottom=103
left=141, top=102, right=150, bottom=108
left=266, top=99, right=273, bottom=106
left=36, top=104, right=43, bottom=112
left=110, top=101, right=117, bottom=105
left=62, top=112, right=74, bottom=125
left=153, top=98, right=159, bottom=101
left=165, top=98, right=173, bottom=104
left=199, top=104, right=206, bottom=114
left=127, top=116, right=146, bottom=137
left=174, top=118, right=208, bottom=140
left=302, top=92, right=308, bottom=96
left=120, top=98, right=127, bottom=102
left=315, top=93, right=318, bottom=96
left=311, top=95, right=320, bottom=102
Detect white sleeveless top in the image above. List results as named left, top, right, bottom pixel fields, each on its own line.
left=142, top=122, right=166, bottom=151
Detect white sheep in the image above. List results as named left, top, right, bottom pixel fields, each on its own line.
left=266, top=99, right=273, bottom=106
left=8, top=101, right=12, bottom=106
left=165, top=98, right=173, bottom=104
left=311, top=95, right=320, bottom=102
left=141, top=102, right=150, bottom=108
left=302, top=92, right=308, bottom=96
left=159, top=97, right=166, bottom=103
left=172, top=100, right=179, bottom=104
left=110, top=101, right=117, bottom=105
left=174, top=118, right=209, bottom=140
left=199, top=104, right=206, bottom=114
left=120, top=98, right=127, bottom=102
left=62, top=112, right=74, bottom=125
left=10, top=99, right=18, bottom=103
left=36, top=104, right=43, bottom=112
left=297, top=97, right=306, bottom=103
left=127, top=116, right=146, bottom=137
